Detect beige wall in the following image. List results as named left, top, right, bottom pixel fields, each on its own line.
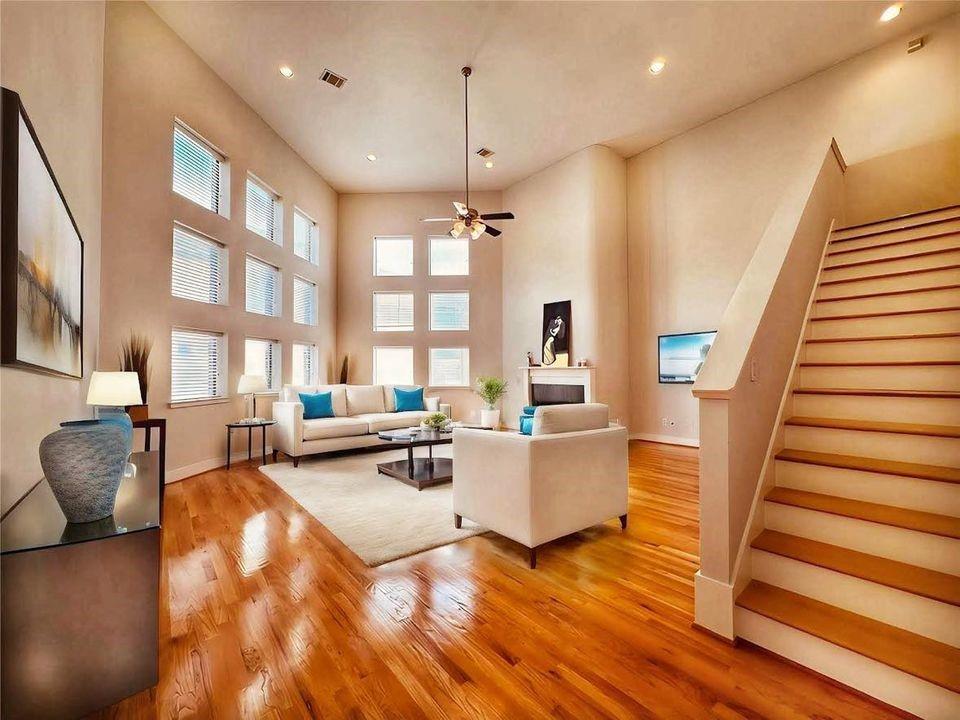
left=501, top=145, right=629, bottom=427
left=0, top=1, right=105, bottom=513
left=336, top=192, right=502, bottom=421
left=626, top=13, right=960, bottom=445
left=99, top=2, right=337, bottom=481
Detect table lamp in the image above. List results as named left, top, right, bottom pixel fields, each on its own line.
left=237, top=374, right=268, bottom=421
left=86, top=371, right=143, bottom=456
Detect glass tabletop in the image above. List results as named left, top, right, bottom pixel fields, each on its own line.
left=227, top=419, right=278, bottom=428
left=378, top=428, right=453, bottom=444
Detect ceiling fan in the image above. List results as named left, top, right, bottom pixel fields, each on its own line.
left=420, top=66, right=515, bottom=240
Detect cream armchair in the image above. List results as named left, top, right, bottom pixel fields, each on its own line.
left=453, top=403, right=628, bottom=567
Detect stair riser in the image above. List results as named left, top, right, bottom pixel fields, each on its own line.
left=818, top=266, right=960, bottom=298
left=820, top=251, right=960, bottom=282
left=826, top=234, right=959, bottom=267
left=813, top=287, right=960, bottom=317
left=763, top=502, right=960, bottom=574
left=775, top=459, right=960, bottom=515
left=809, top=310, right=960, bottom=338
left=735, top=608, right=960, bottom=720
left=831, top=212, right=960, bottom=244
left=798, top=364, right=960, bottom=391
left=804, top=336, right=960, bottom=362
left=791, top=393, right=960, bottom=426
left=783, top=425, right=960, bottom=466
left=751, top=550, right=960, bottom=646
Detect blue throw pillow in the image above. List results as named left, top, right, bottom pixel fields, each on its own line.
left=394, top=386, right=425, bottom=412
left=300, top=391, right=335, bottom=419
left=521, top=406, right=537, bottom=416
left=519, top=416, right=534, bottom=435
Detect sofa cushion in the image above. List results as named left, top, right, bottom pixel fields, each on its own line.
left=346, top=385, right=385, bottom=415
left=281, top=384, right=347, bottom=416
left=302, top=417, right=370, bottom=441
left=355, top=411, right=431, bottom=433
left=532, top=403, right=609, bottom=436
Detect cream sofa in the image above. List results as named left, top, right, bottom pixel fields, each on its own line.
left=453, top=403, right=628, bottom=567
left=272, top=384, right=451, bottom=466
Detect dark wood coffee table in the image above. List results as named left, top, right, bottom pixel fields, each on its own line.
left=376, top=428, right=453, bottom=490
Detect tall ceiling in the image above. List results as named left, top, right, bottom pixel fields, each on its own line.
left=149, top=1, right=958, bottom=193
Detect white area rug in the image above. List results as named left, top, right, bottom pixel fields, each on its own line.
left=259, top=445, right=486, bottom=566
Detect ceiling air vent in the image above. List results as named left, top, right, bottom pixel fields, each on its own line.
left=475, top=147, right=495, bottom=158
left=320, top=69, right=347, bottom=88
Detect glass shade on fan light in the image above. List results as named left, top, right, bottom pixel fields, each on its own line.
left=469, top=222, right=486, bottom=240
left=450, top=220, right=467, bottom=239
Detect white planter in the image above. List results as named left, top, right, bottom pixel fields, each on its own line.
left=479, top=408, right=501, bottom=429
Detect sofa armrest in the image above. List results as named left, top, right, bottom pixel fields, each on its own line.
left=272, top=401, right=304, bottom=457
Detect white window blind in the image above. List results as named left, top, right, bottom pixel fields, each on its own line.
left=429, top=348, right=469, bottom=387
left=374, top=236, right=413, bottom=276
left=373, top=292, right=414, bottom=332
left=373, top=347, right=414, bottom=385
left=171, top=225, right=226, bottom=305
left=429, top=235, right=469, bottom=276
left=430, top=292, right=469, bottom=331
left=245, top=338, right=281, bottom=391
left=172, top=124, right=222, bottom=213
left=245, top=255, right=281, bottom=317
left=246, top=175, right=281, bottom=244
left=294, top=209, right=318, bottom=264
left=170, top=328, right=224, bottom=402
left=293, top=276, right=317, bottom=326
left=292, top=342, right=318, bottom=386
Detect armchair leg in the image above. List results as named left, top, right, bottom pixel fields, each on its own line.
left=293, top=456, right=301, bottom=468
left=619, top=513, right=628, bottom=530
left=454, top=513, right=462, bottom=529
left=528, top=546, right=537, bottom=569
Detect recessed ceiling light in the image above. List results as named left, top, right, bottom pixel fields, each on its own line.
left=366, top=153, right=378, bottom=162
left=279, top=65, right=294, bottom=78
left=649, top=58, right=666, bottom=75
left=880, top=4, right=902, bottom=22
left=484, top=160, right=494, bottom=169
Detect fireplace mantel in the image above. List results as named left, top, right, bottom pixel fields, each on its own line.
left=518, top=365, right=596, bottom=406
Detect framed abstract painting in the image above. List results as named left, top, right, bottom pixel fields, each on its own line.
left=1, top=87, right=83, bottom=378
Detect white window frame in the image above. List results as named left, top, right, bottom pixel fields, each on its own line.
left=293, top=207, right=319, bottom=265
left=171, top=223, right=228, bottom=306
left=170, top=327, right=227, bottom=405
left=429, top=291, right=470, bottom=332
left=172, top=120, right=230, bottom=217
left=373, top=291, right=415, bottom=332
left=292, top=342, right=319, bottom=387
left=245, top=254, right=282, bottom=318
left=373, top=346, right=415, bottom=386
left=429, top=347, right=470, bottom=388
left=429, top=235, right=469, bottom=276
left=293, top=275, right=318, bottom=326
left=246, top=173, right=283, bottom=245
left=373, top=236, right=414, bottom=277
left=244, top=337, right=282, bottom=392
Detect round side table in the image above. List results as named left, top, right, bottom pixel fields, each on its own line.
left=226, top=420, right=277, bottom=469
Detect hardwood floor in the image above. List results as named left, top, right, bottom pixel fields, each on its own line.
left=94, top=441, right=909, bottom=719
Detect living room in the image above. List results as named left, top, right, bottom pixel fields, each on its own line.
left=1, top=1, right=958, bottom=718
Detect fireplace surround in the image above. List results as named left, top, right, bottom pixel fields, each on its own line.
left=519, top=365, right=596, bottom=407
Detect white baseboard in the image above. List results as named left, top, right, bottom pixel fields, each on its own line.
left=629, top=432, right=699, bottom=448
left=165, top=445, right=274, bottom=484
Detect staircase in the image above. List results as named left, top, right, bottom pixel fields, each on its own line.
left=734, top=204, right=960, bottom=720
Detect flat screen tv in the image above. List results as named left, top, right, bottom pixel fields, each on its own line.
left=658, top=331, right=717, bottom=384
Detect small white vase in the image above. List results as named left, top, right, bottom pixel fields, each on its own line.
left=479, top=408, right=500, bottom=429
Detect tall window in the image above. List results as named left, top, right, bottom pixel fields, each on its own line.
left=430, top=292, right=469, bottom=331
left=245, top=255, right=281, bottom=317
left=245, top=337, right=281, bottom=391
left=171, top=225, right=227, bottom=305
left=429, top=235, right=469, bottom=276
left=373, top=347, right=414, bottom=385
left=293, top=276, right=317, bottom=326
left=429, top=348, right=469, bottom=387
left=374, top=236, right=413, bottom=276
left=172, top=122, right=226, bottom=215
left=373, top=292, right=414, bottom=332
left=170, top=328, right=225, bottom=403
left=294, top=208, right=318, bottom=264
left=246, top=174, right=282, bottom=244
left=292, top=342, right=318, bottom=386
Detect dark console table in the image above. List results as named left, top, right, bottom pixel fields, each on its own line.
left=0, top=451, right=161, bottom=719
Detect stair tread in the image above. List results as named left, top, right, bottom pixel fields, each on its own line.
left=805, top=331, right=960, bottom=343
left=824, top=246, right=959, bottom=272
left=827, top=229, right=959, bottom=256
left=810, top=305, right=960, bottom=321
left=818, top=263, right=960, bottom=287
left=736, top=581, right=960, bottom=692
left=816, top=283, right=960, bottom=302
left=752, top=529, right=960, bottom=606
left=794, top=387, right=960, bottom=399
left=832, top=203, right=960, bottom=234
left=764, top=487, right=960, bottom=538
left=775, top=448, right=960, bottom=484
left=799, top=360, right=960, bottom=367
left=785, top=416, right=960, bottom=438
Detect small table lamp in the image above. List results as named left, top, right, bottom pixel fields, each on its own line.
left=86, top=371, right=143, bottom=455
left=237, top=374, right=268, bottom=421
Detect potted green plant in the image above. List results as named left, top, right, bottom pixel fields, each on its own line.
left=421, top=412, right=449, bottom=431
left=475, top=376, right=508, bottom=429
left=119, top=332, right=152, bottom=422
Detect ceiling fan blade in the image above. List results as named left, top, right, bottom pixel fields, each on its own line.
left=483, top=225, right=502, bottom=237
left=453, top=201, right=468, bottom=217
left=420, top=217, right=457, bottom=222
left=480, top=212, right=514, bottom=221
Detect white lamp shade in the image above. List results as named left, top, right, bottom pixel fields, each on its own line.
left=237, top=374, right=268, bottom=394
left=86, top=371, right=143, bottom=406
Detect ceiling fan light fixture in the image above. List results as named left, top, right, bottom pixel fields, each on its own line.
left=451, top=220, right=467, bottom=238
left=469, top=222, right=486, bottom=241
